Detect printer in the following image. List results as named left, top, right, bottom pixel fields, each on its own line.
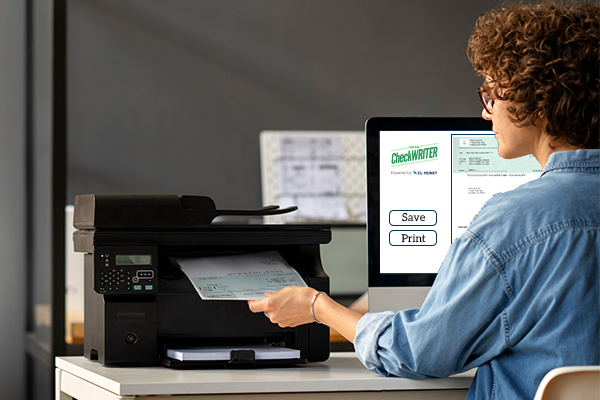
left=73, top=194, right=331, bottom=367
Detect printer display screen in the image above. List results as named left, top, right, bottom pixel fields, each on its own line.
left=116, top=254, right=152, bottom=266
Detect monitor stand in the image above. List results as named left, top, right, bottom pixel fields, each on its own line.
left=368, top=287, right=430, bottom=313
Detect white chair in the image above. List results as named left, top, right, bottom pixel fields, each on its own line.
left=533, top=365, right=600, bottom=400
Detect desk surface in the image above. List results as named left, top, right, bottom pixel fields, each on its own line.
left=55, top=353, right=474, bottom=397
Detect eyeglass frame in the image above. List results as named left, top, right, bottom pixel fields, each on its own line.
left=478, top=86, right=495, bottom=114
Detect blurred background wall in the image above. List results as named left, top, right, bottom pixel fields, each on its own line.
left=66, top=0, right=500, bottom=207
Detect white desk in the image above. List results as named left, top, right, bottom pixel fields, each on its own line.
left=55, top=353, right=474, bottom=400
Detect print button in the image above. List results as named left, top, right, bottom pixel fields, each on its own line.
left=389, top=230, right=437, bottom=246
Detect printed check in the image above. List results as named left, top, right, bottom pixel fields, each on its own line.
left=174, top=251, right=306, bottom=300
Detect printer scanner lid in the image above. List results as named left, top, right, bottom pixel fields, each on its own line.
left=74, top=194, right=300, bottom=230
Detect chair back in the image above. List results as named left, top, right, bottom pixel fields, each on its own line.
left=533, top=366, right=600, bottom=400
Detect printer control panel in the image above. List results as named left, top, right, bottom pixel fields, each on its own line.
left=94, top=247, right=158, bottom=295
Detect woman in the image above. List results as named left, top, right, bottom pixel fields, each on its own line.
left=249, top=2, right=599, bottom=399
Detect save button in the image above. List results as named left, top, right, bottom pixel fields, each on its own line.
left=389, top=210, right=437, bottom=226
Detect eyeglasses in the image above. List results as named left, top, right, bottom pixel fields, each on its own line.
left=478, top=86, right=494, bottom=114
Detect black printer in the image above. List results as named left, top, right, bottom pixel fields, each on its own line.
left=73, top=194, right=331, bottom=367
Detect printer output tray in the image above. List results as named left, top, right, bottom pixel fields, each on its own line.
left=161, top=357, right=307, bottom=369
left=161, top=346, right=307, bottom=369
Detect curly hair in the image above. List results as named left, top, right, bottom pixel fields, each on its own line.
left=467, top=1, right=599, bottom=148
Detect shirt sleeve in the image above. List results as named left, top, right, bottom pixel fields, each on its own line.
left=354, top=233, right=513, bottom=379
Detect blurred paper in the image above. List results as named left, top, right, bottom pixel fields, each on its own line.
left=279, top=195, right=348, bottom=221
left=279, top=135, right=342, bottom=158
left=280, top=159, right=343, bottom=195
left=173, top=251, right=306, bottom=300
left=277, top=136, right=348, bottom=221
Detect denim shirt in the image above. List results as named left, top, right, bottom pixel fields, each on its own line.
left=354, top=149, right=600, bottom=400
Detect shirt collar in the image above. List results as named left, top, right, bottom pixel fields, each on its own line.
left=541, top=149, right=600, bottom=176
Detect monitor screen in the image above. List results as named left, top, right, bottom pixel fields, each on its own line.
left=366, top=117, right=542, bottom=310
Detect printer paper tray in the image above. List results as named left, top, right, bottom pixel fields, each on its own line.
left=162, top=345, right=306, bottom=368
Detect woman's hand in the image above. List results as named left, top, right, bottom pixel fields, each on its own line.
left=248, top=286, right=363, bottom=343
left=248, top=286, right=317, bottom=328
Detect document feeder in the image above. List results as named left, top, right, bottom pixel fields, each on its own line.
left=73, top=194, right=331, bottom=367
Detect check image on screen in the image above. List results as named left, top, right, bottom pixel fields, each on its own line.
left=380, top=131, right=541, bottom=274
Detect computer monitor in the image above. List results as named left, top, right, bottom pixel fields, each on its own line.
left=366, top=117, right=542, bottom=312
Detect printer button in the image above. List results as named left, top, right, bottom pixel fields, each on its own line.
left=133, top=285, right=142, bottom=291
left=125, top=333, right=137, bottom=345
left=144, top=285, right=153, bottom=291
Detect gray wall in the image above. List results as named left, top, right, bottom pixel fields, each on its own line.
left=0, top=0, right=27, bottom=397
left=67, top=0, right=504, bottom=207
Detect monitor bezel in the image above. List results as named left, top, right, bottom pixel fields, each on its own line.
left=366, top=116, right=493, bottom=287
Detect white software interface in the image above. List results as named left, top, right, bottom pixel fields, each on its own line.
left=380, top=131, right=542, bottom=274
